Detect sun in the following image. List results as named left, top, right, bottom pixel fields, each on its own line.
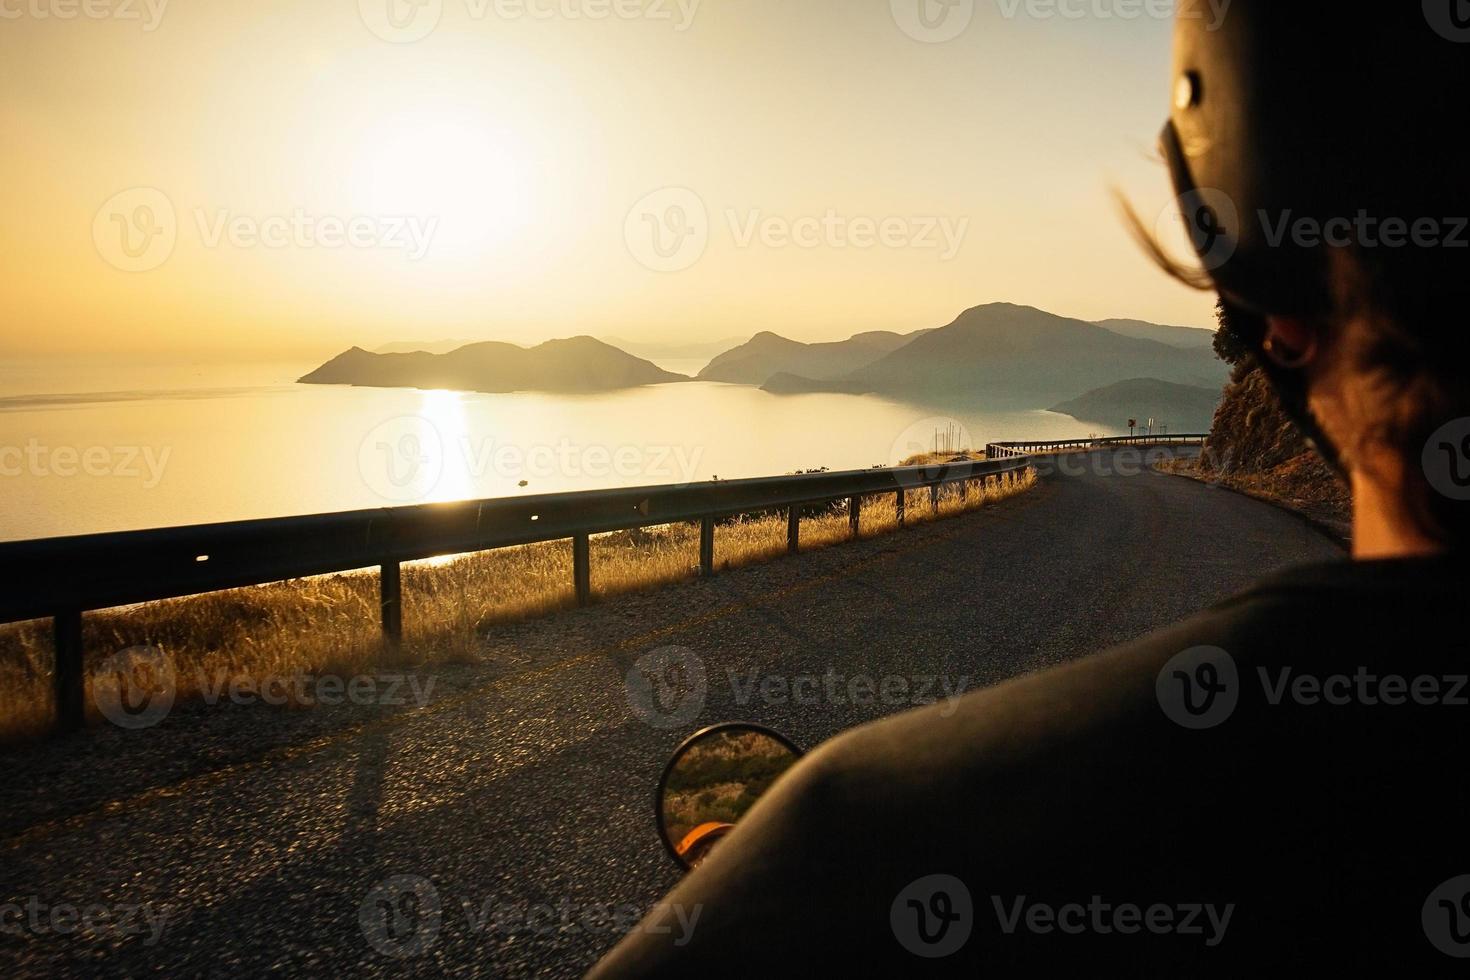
left=352, top=113, right=533, bottom=259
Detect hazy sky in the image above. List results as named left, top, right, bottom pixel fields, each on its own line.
left=1, top=0, right=1214, bottom=359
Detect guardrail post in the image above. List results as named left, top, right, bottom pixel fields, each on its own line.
left=787, top=508, right=800, bottom=554
left=54, top=609, right=84, bottom=733
left=929, top=484, right=940, bottom=513
left=573, top=533, right=591, bottom=606
left=895, top=490, right=905, bottom=527
left=849, top=496, right=861, bottom=538
left=700, top=517, right=716, bottom=577
left=380, top=561, right=403, bottom=645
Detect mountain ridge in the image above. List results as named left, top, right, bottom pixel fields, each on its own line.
left=1094, top=318, right=1214, bottom=348
left=762, top=304, right=1226, bottom=405
left=305, top=306, right=1225, bottom=405
left=698, top=329, right=931, bottom=384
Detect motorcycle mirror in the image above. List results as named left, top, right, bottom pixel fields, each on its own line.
left=655, top=723, right=803, bottom=871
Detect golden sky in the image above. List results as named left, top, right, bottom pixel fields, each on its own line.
left=0, top=0, right=1214, bottom=359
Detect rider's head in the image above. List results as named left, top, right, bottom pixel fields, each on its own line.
left=1143, top=2, right=1469, bottom=553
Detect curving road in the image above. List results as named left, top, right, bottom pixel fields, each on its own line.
left=0, top=450, right=1343, bottom=978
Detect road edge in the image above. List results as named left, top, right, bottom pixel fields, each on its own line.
left=1154, top=464, right=1352, bottom=553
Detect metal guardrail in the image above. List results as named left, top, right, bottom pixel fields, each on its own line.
left=984, top=434, right=1208, bottom=459
left=0, top=455, right=1032, bottom=732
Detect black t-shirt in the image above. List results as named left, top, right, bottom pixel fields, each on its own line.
left=590, top=556, right=1470, bottom=976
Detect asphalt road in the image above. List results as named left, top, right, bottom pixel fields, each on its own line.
left=0, top=450, right=1344, bottom=978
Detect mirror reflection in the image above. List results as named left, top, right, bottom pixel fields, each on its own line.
left=658, top=725, right=802, bottom=869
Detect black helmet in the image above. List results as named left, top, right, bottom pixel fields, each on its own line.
left=1157, top=3, right=1470, bottom=475
left=1162, top=2, right=1470, bottom=322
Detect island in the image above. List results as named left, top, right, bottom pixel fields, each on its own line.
left=298, top=337, right=690, bottom=394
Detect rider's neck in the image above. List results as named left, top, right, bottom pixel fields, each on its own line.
left=1351, top=454, right=1448, bottom=561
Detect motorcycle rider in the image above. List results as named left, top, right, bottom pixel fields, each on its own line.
left=591, top=4, right=1470, bottom=973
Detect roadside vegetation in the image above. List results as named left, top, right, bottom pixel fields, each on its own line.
left=0, top=465, right=1035, bottom=742
left=1156, top=311, right=1351, bottom=543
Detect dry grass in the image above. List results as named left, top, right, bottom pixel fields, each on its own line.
left=0, top=467, right=1035, bottom=742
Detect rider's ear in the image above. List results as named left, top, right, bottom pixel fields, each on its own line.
left=1262, top=316, right=1321, bottom=371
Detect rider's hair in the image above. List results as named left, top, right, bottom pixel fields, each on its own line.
left=1122, top=208, right=1470, bottom=549
left=1329, top=245, right=1470, bottom=549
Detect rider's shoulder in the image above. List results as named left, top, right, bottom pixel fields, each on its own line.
left=800, top=562, right=1353, bottom=812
